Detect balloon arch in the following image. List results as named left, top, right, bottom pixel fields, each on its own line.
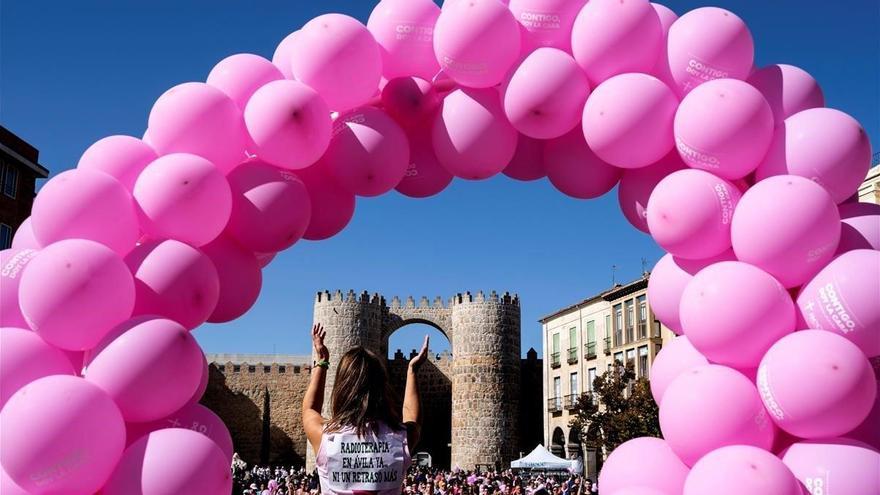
left=1, top=0, right=878, bottom=493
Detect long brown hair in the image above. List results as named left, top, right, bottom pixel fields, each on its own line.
left=325, top=347, right=403, bottom=436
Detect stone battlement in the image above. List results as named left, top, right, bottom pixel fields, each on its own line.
left=315, top=290, right=520, bottom=309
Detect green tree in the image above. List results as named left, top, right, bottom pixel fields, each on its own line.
left=568, top=361, right=661, bottom=462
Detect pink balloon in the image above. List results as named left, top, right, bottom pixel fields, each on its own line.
left=325, top=107, right=411, bottom=197
left=244, top=79, right=332, bottom=170
left=508, top=0, right=586, bottom=54
left=850, top=373, right=880, bottom=449
left=76, top=135, right=158, bottom=192
left=649, top=3, right=678, bottom=90
left=290, top=14, right=382, bottom=111
left=201, top=235, right=262, bottom=323
left=255, top=251, right=277, bottom=268
left=666, top=7, right=754, bottom=96
left=102, top=428, right=232, bottom=495
left=187, top=352, right=209, bottom=407
left=84, top=317, right=203, bottom=423
left=271, top=31, right=299, bottom=79
left=647, top=169, right=741, bottom=259
left=367, top=0, right=441, bottom=80
left=0, top=248, right=38, bottom=329
left=837, top=202, right=880, bottom=253
left=731, top=175, right=841, bottom=288
left=20, top=239, right=135, bottom=351
left=298, top=162, right=357, bottom=241
left=433, top=88, right=518, bottom=180
left=504, top=47, right=590, bottom=139
left=226, top=160, right=312, bottom=252
left=126, top=403, right=233, bottom=462
left=747, top=64, right=825, bottom=124
left=10, top=217, right=40, bottom=250
left=755, top=108, right=873, bottom=204
left=782, top=438, right=880, bottom=495
left=0, top=467, right=27, bottom=495
left=680, top=261, right=795, bottom=369
left=32, top=169, right=139, bottom=256
left=583, top=73, right=678, bottom=168
left=134, top=153, right=233, bottom=247
left=649, top=335, right=709, bottom=405
left=0, top=375, right=125, bottom=495
left=503, top=134, right=546, bottom=182
left=796, top=250, right=880, bottom=358
left=395, top=126, right=454, bottom=198
left=570, top=0, right=662, bottom=84
left=0, top=327, right=75, bottom=408
left=617, top=152, right=686, bottom=233
left=381, top=77, right=441, bottom=129
left=125, top=239, right=220, bottom=330
left=206, top=53, right=283, bottom=110
left=544, top=128, right=622, bottom=199
left=147, top=82, right=247, bottom=173
left=597, top=437, right=689, bottom=494
left=433, top=0, right=521, bottom=88
left=684, top=445, right=801, bottom=495
left=660, top=365, right=776, bottom=467
left=757, top=330, right=876, bottom=438
left=674, top=78, right=774, bottom=180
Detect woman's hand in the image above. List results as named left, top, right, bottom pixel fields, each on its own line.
left=409, top=335, right=429, bottom=372
left=311, top=323, right=329, bottom=361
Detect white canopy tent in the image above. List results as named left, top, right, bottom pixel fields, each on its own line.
left=511, top=445, right=579, bottom=471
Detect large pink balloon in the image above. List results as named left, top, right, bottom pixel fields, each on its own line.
left=649, top=3, right=678, bottom=90
left=649, top=335, right=709, bottom=405
left=381, top=77, right=441, bottom=129
left=290, top=14, right=382, bottom=111
left=617, top=152, right=686, bottom=233
left=796, top=249, right=880, bottom=357
left=782, top=438, right=880, bottom=495
left=244, top=79, right=332, bottom=170
left=747, top=64, right=825, bottom=124
left=10, top=217, right=40, bottom=250
left=32, top=168, right=139, bottom=256
left=298, top=162, right=357, bottom=240
left=666, top=7, right=754, bottom=96
left=433, top=0, right=521, bottom=88
left=125, top=239, right=220, bottom=330
left=544, top=128, right=622, bottom=199
left=684, top=445, right=801, bottom=495
left=147, top=82, right=247, bottom=173
left=508, top=0, right=586, bottom=54
left=0, top=467, right=27, bottom=495
left=325, top=107, right=411, bottom=197
left=226, top=160, right=311, bottom=253
left=837, top=202, right=880, bottom=253
left=102, top=428, right=232, bottom=495
left=432, top=88, right=518, bottom=180
left=76, top=135, right=158, bottom=192
left=850, top=376, right=880, bottom=449
left=680, top=261, right=795, bottom=369
left=674, top=78, right=774, bottom=180
left=0, top=248, right=38, bottom=328
left=0, top=375, right=125, bottom=495
left=647, top=169, right=741, bottom=259
left=19, top=239, right=135, bottom=351
left=597, top=437, right=689, bottom=494
left=201, top=235, right=262, bottom=323
left=0, top=327, right=75, bottom=408
left=731, top=175, right=841, bottom=288
left=755, top=108, right=873, bottom=204
left=84, top=317, right=203, bottom=423
left=570, top=0, right=662, bottom=84
left=126, top=403, right=234, bottom=462
left=503, top=47, right=590, bottom=139
left=206, top=53, right=283, bottom=110
left=758, top=330, right=876, bottom=439
left=367, top=0, right=441, bottom=80
left=134, top=153, right=232, bottom=247
left=503, top=134, right=546, bottom=182
left=186, top=351, right=209, bottom=407
left=395, top=126, right=454, bottom=198
left=583, top=73, right=678, bottom=168
left=271, top=31, right=299, bottom=79
left=660, top=365, right=776, bottom=467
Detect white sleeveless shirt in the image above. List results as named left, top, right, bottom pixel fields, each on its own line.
left=316, top=422, right=410, bottom=495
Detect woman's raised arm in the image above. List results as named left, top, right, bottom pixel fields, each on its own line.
left=302, top=323, right=329, bottom=453
left=403, top=335, right=429, bottom=448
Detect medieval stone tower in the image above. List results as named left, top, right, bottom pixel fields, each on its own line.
left=310, top=289, right=522, bottom=470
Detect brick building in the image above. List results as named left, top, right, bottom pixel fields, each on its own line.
left=0, top=126, right=49, bottom=248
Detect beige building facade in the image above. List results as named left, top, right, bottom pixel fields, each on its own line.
left=858, top=160, right=879, bottom=204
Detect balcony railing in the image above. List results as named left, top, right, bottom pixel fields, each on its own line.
left=564, top=394, right=580, bottom=410
left=550, top=352, right=561, bottom=369
left=603, top=337, right=612, bottom=355
left=547, top=397, right=562, bottom=413
left=584, top=342, right=597, bottom=360
left=567, top=347, right=578, bottom=364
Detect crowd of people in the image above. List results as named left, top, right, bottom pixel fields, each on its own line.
left=233, top=462, right=598, bottom=495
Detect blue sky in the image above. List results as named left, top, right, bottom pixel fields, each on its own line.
left=2, top=0, right=877, bottom=358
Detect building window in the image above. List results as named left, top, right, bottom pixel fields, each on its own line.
left=1, top=164, right=18, bottom=199
left=551, top=332, right=561, bottom=368
left=588, top=368, right=597, bottom=395
left=553, top=376, right=562, bottom=410
left=293, top=365, right=301, bottom=374
left=248, top=365, right=256, bottom=373
left=233, top=365, right=241, bottom=373
left=638, top=345, right=649, bottom=378
left=263, top=365, right=271, bottom=373
left=637, top=294, right=648, bottom=339
left=0, top=224, right=11, bottom=250
left=278, top=366, right=286, bottom=374
left=604, top=314, right=612, bottom=355
left=626, top=348, right=636, bottom=371
left=570, top=372, right=578, bottom=394
left=613, top=352, right=623, bottom=367
left=625, top=299, right=634, bottom=343
left=567, top=327, right=578, bottom=364
left=613, top=304, right=623, bottom=347
left=584, top=320, right=596, bottom=359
